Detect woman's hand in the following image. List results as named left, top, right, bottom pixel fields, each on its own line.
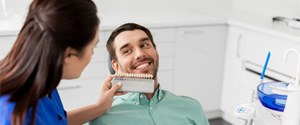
left=96, top=75, right=121, bottom=112
left=67, top=75, right=122, bottom=125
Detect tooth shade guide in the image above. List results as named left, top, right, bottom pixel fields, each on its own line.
left=112, top=72, right=155, bottom=93
left=114, top=72, right=153, bottom=79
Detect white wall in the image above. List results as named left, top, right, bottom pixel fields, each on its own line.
left=97, top=0, right=233, bottom=14
left=2, top=0, right=300, bottom=19
left=0, top=0, right=30, bottom=19
left=183, top=0, right=300, bottom=19
left=97, top=0, right=191, bottom=12
left=232, top=0, right=300, bottom=18
left=3, top=0, right=225, bottom=19
left=187, top=0, right=234, bottom=17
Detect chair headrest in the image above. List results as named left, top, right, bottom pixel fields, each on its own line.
left=108, top=56, right=115, bottom=74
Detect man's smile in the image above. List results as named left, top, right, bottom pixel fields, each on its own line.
left=135, top=62, right=150, bottom=69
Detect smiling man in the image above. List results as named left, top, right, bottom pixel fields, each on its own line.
left=90, top=23, right=210, bottom=125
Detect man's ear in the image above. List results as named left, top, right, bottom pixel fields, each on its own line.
left=64, top=47, right=78, bottom=63
left=112, top=59, right=119, bottom=72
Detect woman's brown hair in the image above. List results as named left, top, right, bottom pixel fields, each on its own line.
left=0, top=0, right=99, bottom=124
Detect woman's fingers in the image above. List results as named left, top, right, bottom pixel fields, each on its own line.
left=108, top=83, right=122, bottom=94
left=101, top=75, right=114, bottom=91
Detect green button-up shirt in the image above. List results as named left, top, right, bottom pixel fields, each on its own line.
left=90, top=88, right=209, bottom=125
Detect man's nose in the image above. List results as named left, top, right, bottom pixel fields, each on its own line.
left=135, top=48, right=146, bottom=60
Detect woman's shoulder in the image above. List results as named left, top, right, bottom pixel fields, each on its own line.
left=0, top=95, right=15, bottom=125
left=0, top=95, right=16, bottom=109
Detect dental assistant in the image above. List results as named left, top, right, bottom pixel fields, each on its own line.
left=0, top=0, right=121, bottom=125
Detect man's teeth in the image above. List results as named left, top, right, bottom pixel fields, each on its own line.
left=136, top=63, right=149, bottom=69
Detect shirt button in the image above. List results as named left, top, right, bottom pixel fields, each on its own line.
left=158, top=96, right=161, bottom=100
left=149, top=107, right=153, bottom=110
left=140, top=95, right=143, bottom=98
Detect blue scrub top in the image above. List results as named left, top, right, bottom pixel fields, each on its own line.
left=0, top=89, right=67, bottom=125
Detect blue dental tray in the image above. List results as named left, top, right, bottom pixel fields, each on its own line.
left=257, top=82, right=288, bottom=112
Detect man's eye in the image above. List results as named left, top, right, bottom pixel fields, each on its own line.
left=141, top=43, right=149, bottom=48
left=123, top=49, right=131, bottom=54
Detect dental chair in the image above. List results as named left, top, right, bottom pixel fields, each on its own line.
left=108, top=56, right=115, bottom=74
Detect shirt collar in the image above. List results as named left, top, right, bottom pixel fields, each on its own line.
left=137, top=85, right=163, bottom=106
